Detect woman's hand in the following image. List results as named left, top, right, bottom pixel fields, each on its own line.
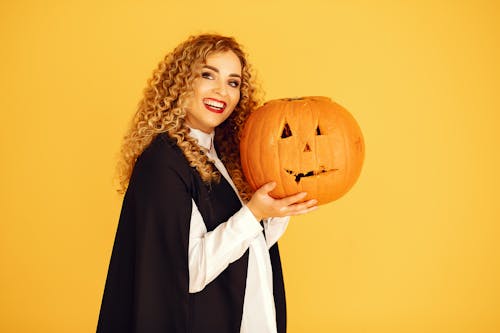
left=246, top=182, right=318, bottom=221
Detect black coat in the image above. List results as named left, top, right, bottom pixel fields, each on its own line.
left=97, top=133, right=286, bottom=333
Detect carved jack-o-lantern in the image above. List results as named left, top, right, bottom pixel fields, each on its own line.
left=240, top=96, right=364, bottom=205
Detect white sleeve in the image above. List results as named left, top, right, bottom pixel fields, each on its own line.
left=263, top=216, right=290, bottom=249
left=188, top=199, right=263, bottom=293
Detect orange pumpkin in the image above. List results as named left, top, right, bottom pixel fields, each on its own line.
left=240, top=96, right=364, bottom=205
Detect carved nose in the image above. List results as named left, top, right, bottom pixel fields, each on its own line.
left=303, top=143, right=312, bottom=152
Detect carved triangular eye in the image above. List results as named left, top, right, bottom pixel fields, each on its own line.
left=281, top=122, right=292, bottom=138
left=316, top=126, right=321, bottom=135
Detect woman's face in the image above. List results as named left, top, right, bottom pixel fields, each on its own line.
left=185, top=50, right=242, bottom=133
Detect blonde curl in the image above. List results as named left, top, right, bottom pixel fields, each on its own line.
left=117, top=34, right=261, bottom=201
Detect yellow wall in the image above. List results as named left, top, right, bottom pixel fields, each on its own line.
left=1, top=0, right=499, bottom=332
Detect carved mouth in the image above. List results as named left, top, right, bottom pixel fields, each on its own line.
left=285, top=167, right=338, bottom=184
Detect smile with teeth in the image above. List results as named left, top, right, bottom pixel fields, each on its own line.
left=203, top=98, right=226, bottom=113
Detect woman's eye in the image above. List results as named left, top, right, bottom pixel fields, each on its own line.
left=201, top=72, right=213, bottom=79
left=229, top=80, right=240, bottom=88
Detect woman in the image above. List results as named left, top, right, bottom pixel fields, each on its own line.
left=97, top=34, right=317, bottom=333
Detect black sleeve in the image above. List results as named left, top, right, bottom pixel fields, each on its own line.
left=97, top=141, right=195, bottom=333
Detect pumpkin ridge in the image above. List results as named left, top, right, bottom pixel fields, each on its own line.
left=310, top=99, right=319, bottom=201
left=240, top=107, right=258, bottom=192
left=249, top=107, right=264, bottom=190
left=276, top=104, right=289, bottom=197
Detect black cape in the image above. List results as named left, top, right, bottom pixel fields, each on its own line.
left=97, top=133, right=286, bottom=333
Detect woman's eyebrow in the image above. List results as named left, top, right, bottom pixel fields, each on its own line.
left=203, top=65, right=241, bottom=78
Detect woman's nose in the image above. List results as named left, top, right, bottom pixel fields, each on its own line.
left=213, top=79, right=228, bottom=96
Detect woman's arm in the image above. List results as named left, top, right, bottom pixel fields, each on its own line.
left=188, top=200, right=262, bottom=293
left=263, top=217, right=290, bottom=249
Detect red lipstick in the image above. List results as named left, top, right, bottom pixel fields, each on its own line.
left=203, top=98, right=226, bottom=114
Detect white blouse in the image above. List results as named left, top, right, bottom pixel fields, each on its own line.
left=187, top=128, right=289, bottom=333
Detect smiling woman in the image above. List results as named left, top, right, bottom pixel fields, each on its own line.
left=184, top=51, right=242, bottom=133
left=96, top=34, right=318, bottom=333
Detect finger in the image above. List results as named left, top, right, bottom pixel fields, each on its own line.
left=298, top=199, right=318, bottom=209
left=278, top=191, right=308, bottom=206
left=280, top=199, right=318, bottom=216
left=257, top=181, right=277, bottom=195
left=281, top=199, right=317, bottom=214
left=287, top=205, right=318, bottom=216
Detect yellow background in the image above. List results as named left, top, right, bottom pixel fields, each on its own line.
left=1, top=0, right=499, bottom=332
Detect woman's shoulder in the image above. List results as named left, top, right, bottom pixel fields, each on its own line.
left=133, top=133, right=192, bottom=180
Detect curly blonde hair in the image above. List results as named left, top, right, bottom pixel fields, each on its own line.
left=117, top=34, right=260, bottom=201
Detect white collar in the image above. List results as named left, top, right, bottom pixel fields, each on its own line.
left=188, top=127, right=214, bottom=151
